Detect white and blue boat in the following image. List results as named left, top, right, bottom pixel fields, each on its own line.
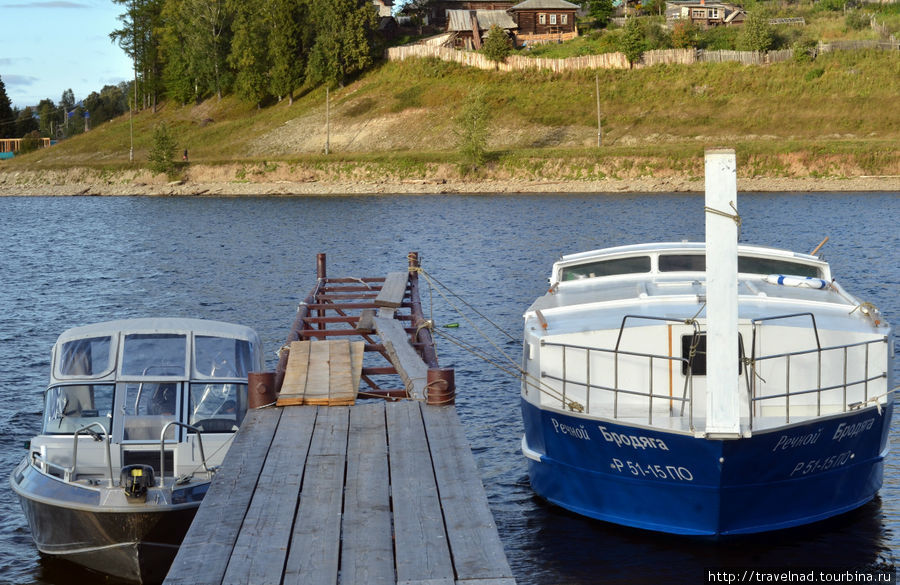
left=520, top=150, right=893, bottom=535
left=10, top=318, right=264, bottom=582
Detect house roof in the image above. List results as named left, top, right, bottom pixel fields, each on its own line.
left=447, top=9, right=518, bottom=31
left=509, top=0, right=579, bottom=10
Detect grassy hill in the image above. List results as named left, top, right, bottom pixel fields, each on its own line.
left=3, top=49, right=899, bottom=186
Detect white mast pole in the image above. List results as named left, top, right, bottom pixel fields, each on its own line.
left=704, top=148, right=742, bottom=437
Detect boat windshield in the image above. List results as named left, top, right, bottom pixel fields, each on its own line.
left=187, top=383, right=247, bottom=433
left=121, top=334, right=186, bottom=378
left=56, top=336, right=114, bottom=378
left=193, top=336, right=255, bottom=379
left=120, top=382, right=178, bottom=441
left=42, top=384, right=114, bottom=435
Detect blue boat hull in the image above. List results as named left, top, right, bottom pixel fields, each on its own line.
left=521, top=399, right=891, bottom=535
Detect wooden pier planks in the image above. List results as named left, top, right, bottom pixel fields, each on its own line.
left=164, top=400, right=516, bottom=585
left=278, top=340, right=364, bottom=406
left=374, top=317, right=428, bottom=398
left=374, top=271, right=409, bottom=309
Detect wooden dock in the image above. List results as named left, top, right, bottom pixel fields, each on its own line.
left=164, top=254, right=515, bottom=585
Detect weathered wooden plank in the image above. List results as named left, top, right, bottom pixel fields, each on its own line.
left=301, top=341, right=332, bottom=404
left=341, top=402, right=394, bottom=585
left=328, top=339, right=353, bottom=402
left=164, top=407, right=282, bottom=585
left=456, top=579, right=518, bottom=585
left=387, top=401, right=454, bottom=583
left=374, top=271, right=408, bottom=309
left=374, top=316, right=428, bottom=398
left=282, top=407, right=350, bottom=585
left=422, top=406, right=514, bottom=582
left=222, top=407, right=317, bottom=585
left=350, top=340, right=364, bottom=400
left=356, top=308, right=376, bottom=332
left=278, top=340, right=311, bottom=402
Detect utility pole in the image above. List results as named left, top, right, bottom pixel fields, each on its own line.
left=325, top=86, right=330, bottom=155
left=129, top=0, right=136, bottom=163
left=595, top=73, right=602, bottom=147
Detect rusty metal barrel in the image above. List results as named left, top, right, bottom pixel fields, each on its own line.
left=248, top=372, right=277, bottom=409
left=425, top=367, right=455, bottom=405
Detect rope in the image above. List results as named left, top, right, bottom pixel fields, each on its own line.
left=704, top=201, right=742, bottom=236
left=176, top=431, right=236, bottom=484
left=849, top=385, right=899, bottom=415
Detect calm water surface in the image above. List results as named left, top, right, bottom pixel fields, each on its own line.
left=0, top=193, right=897, bottom=584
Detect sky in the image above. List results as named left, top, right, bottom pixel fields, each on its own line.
left=0, top=0, right=133, bottom=109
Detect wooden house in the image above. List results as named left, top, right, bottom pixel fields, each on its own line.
left=665, top=0, right=745, bottom=27
left=508, top=0, right=579, bottom=44
left=428, top=0, right=516, bottom=27
left=446, top=9, right=517, bottom=49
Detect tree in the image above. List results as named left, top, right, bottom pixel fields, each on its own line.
left=268, top=0, right=313, bottom=104
left=589, top=0, right=615, bottom=27
left=620, top=18, right=645, bottom=67
left=148, top=122, right=177, bottom=175
left=481, top=25, right=512, bottom=64
left=228, top=1, right=271, bottom=107
left=454, top=86, right=490, bottom=172
left=670, top=19, right=699, bottom=48
left=0, top=75, right=14, bottom=139
left=160, top=0, right=234, bottom=100
left=738, top=12, right=774, bottom=52
left=306, top=0, right=378, bottom=87
left=15, top=107, right=39, bottom=137
left=111, top=0, right=165, bottom=111
left=36, top=98, right=60, bottom=137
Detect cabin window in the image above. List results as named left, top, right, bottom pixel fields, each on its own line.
left=692, top=9, right=705, bottom=17
left=681, top=334, right=744, bottom=376
left=539, top=13, right=546, bottom=24
left=121, top=333, right=186, bottom=377
left=42, top=384, right=114, bottom=435
left=657, top=254, right=821, bottom=278
left=194, top=336, right=255, bottom=378
left=561, top=256, right=651, bottom=281
left=187, top=383, right=248, bottom=433
left=57, top=336, right=113, bottom=377
left=738, top=256, right=821, bottom=278
left=550, top=13, right=557, bottom=24
left=659, top=254, right=706, bottom=272
left=561, top=14, right=568, bottom=24
left=120, top=382, right=179, bottom=441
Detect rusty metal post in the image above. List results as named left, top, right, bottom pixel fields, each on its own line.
left=317, top=253, right=327, bottom=280
left=426, top=367, right=455, bottom=405
left=408, top=251, right=419, bottom=270
left=248, top=372, right=277, bottom=408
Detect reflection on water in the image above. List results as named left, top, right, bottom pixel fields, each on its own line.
left=0, top=193, right=897, bottom=585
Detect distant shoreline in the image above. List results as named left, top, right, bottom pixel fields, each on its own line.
left=1, top=173, right=898, bottom=196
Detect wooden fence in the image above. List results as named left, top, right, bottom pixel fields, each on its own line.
left=386, top=39, right=896, bottom=72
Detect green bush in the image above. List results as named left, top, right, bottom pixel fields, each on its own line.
left=482, top=25, right=513, bottom=64
left=19, top=130, right=43, bottom=154
left=792, top=38, right=818, bottom=62
left=845, top=10, right=869, bottom=30
left=454, top=86, right=490, bottom=171
left=148, top=123, right=177, bottom=176
left=804, top=66, right=825, bottom=81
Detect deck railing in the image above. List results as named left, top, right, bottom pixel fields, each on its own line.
left=536, top=313, right=888, bottom=432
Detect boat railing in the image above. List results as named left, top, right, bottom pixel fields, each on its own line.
left=748, top=335, right=888, bottom=427
left=540, top=340, right=694, bottom=427
left=159, top=421, right=210, bottom=486
left=31, top=422, right=114, bottom=487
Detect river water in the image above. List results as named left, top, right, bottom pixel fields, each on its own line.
left=0, top=193, right=897, bottom=584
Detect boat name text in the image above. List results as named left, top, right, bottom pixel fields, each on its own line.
left=790, top=450, right=854, bottom=477
left=771, top=429, right=822, bottom=452
left=598, top=426, right=670, bottom=451
left=610, top=458, right=693, bottom=481
left=550, top=418, right=591, bottom=440
left=832, top=419, right=875, bottom=442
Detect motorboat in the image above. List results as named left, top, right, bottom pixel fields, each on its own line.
left=519, top=150, right=893, bottom=535
left=10, top=318, right=264, bottom=582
